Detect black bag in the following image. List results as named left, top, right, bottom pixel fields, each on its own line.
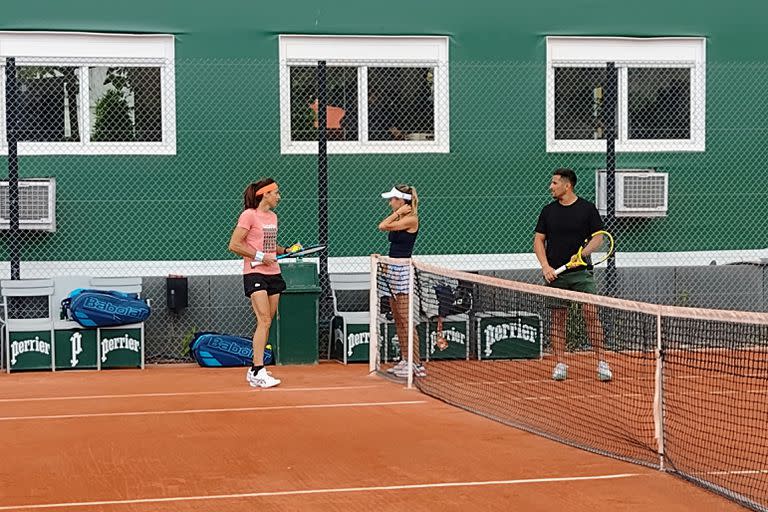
left=434, top=282, right=472, bottom=317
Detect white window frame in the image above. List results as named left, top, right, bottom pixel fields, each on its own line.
left=279, top=35, right=449, bottom=155
left=546, top=36, right=706, bottom=153
left=0, top=31, right=176, bottom=156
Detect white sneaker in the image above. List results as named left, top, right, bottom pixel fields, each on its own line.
left=598, top=361, right=613, bottom=382
left=248, top=367, right=281, bottom=388
left=387, top=360, right=407, bottom=374
left=394, top=363, right=427, bottom=379
left=245, top=367, right=272, bottom=382
left=552, top=362, right=568, bottom=381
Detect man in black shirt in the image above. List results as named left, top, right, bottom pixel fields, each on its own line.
left=534, top=168, right=613, bottom=382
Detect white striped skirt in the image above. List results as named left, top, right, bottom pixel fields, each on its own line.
left=379, top=263, right=411, bottom=296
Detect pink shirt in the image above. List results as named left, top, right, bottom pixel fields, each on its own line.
left=237, top=209, right=280, bottom=275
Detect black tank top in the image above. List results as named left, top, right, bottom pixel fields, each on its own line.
left=388, top=229, right=418, bottom=258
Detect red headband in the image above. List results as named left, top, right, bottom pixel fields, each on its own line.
left=256, top=182, right=278, bottom=196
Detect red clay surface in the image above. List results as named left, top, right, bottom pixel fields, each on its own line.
left=0, top=363, right=749, bottom=511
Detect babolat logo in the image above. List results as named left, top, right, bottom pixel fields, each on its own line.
left=429, top=327, right=466, bottom=354
left=101, top=335, right=141, bottom=362
left=83, top=296, right=145, bottom=319
left=208, top=338, right=252, bottom=358
left=11, top=336, right=51, bottom=365
left=347, top=332, right=370, bottom=356
left=483, top=319, right=538, bottom=357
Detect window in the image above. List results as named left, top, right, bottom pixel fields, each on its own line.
left=0, top=32, right=175, bottom=155
left=290, top=65, right=358, bottom=142
left=367, top=67, right=435, bottom=142
left=546, top=37, right=705, bottom=153
left=16, top=66, right=81, bottom=143
left=279, top=35, right=449, bottom=154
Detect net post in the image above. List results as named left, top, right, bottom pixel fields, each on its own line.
left=369, top=254, right=379, bottom=374
left=406, top=259, right=415, bottom=389
left=653, top=311, right=666, bottom=471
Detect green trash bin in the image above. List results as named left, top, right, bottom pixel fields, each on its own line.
left=274, top=261, right=321, bottom=365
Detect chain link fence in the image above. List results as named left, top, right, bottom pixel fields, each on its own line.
left=1, top=57, right=766, bottom=362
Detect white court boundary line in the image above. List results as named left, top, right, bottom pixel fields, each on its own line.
left=463, top=388, right=768, bottom=403
left=434, top=372, right=768, bottom=387
left=0, top=400, right=427, bottom=422
left=0, top=473, right=641, bottom=510
left=441, top=382, right=768, bottom=402
left=706, top=469, right=768, bottom=476
left=0, top=385, right=382, bottom=404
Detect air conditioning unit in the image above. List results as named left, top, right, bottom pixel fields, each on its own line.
left=0, top=178, right=56, bottom=231
left=596, top=169, right=668, bottom=218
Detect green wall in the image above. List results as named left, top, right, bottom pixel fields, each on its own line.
left=1, top=1, right=767, bottom=262
left=5, top=0, right=768, bottom=60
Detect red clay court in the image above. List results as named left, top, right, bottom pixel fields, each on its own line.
left=0, top=363, right=748, bottom=511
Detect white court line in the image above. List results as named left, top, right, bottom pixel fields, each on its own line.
left=0, top=400, right=427, bottom=422
left=441, top=375, right=768, bottom=392
left=429, top=373, right=766, bottom=388
left=516, top=393, right=645, bottom=402
left=706, top=469, right=768, bottom=476
left=512, top=388, right=767, bottom=401
left=0, top=473, right=640, bottom=511
left=434, top=382, right=768, bottom=402
left=707, top=389, right=768, bottom=396
left=434, top=372, right=679, bottom=387
left=451, top=377, right=653, bottom=386
left=466, top=389, right=767, bottom=402
left=0, top=385, right=381, bottom=404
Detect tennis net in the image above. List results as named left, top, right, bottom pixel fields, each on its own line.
left=370, top=256, right=768, bottom=511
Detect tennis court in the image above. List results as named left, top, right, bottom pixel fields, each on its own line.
left=0, top=364, right=748, bottom=512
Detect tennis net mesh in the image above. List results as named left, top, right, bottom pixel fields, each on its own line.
left=371, top=256, right=768, bottom=511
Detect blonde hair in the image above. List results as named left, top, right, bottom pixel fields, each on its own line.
left=395, top=184, right=419, bottom=216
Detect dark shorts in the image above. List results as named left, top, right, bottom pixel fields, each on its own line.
left=546, top=270, right=597, bottom=308
left=243, top=272, right=286, bottom=297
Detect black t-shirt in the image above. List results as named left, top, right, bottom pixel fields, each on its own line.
left=535, top=197, right=604, bottom=272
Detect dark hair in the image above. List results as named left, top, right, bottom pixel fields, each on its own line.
left=553, top=168, right=577, bottom=188
left=243, top=178, right=276, bottom=210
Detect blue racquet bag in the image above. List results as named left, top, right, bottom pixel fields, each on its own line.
left=61, top=288, right=151, bottom=328
left=189, top=332, right=274, bottom=367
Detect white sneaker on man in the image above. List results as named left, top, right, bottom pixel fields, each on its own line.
left=387, top=360, right=407, bottom=374
left=598, top=360, right=613, bottom=382
left=394, top=363, right=427, bottom=379
left=552, top=362, right=568, bottom=381
left=247, top=367, right=281, bottom=388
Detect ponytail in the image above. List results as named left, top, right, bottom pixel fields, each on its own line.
left=395, top=184, right=418, bottom=216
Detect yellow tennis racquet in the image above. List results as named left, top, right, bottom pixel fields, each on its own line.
left=554, top=230, right=615, bottom=276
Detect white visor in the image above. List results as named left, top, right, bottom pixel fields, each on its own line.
left=381, top=187, right=412, bottom=200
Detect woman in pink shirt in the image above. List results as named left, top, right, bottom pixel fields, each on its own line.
left=228, top=178, right=297, bottom=388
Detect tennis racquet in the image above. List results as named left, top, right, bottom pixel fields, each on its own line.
left=554, top=230, right=614, bottom=276
left=250, top=244, right=327, bottom=268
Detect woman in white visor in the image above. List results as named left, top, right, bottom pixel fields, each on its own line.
left=377, top=184, right=424, bottom=378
